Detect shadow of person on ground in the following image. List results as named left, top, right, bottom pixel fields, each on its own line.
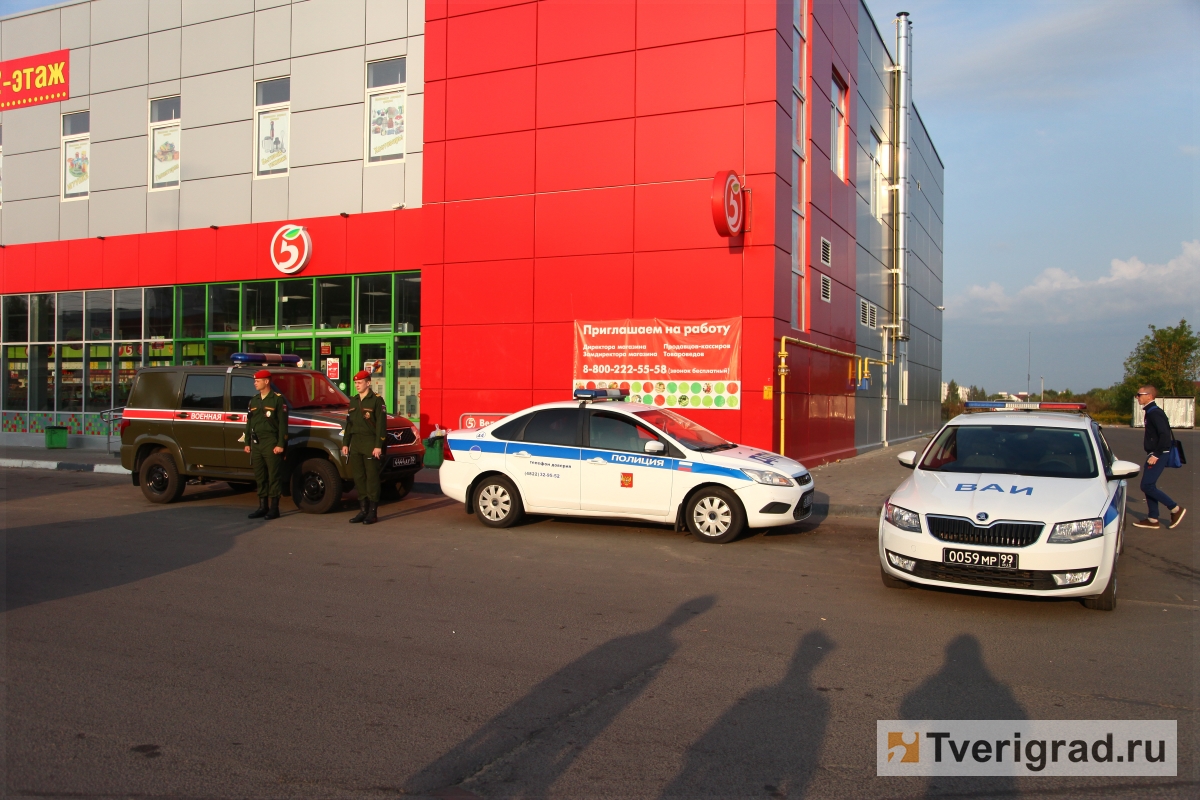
left=899, top=634, right=1028, bottom=798
left=659, top=630, right=833, bottom=799
left=5, top=506, right=254, bottom=611
left=403, top=595, right=717, bottom=798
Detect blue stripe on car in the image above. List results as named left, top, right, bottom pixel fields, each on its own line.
left=447, top=437, right=506, bottom=454
left=1103, top=484, right=1125, bottom=526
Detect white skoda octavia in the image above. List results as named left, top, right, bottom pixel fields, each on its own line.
left=879, top=403, right=1140, bottom=610
left=439, top=390, right=815, bottom=543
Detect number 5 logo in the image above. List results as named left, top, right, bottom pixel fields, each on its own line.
left=270, top=224, right=313, bottom=274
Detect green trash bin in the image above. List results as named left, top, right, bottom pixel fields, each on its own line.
left=422, top=432, right=445, bottom=469
left=45, top=425, right=69, bottom=449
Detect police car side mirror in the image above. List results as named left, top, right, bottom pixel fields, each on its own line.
left=645, top=440, right=666, bottom=455
left=1110, top=460, right=1140, bottom=478
left=897, top=450, right=918, bottom=469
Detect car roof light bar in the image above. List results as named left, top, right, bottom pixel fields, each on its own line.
left=963, top=401, right=1088, bottom=412
left=573, top=388, right=629, bottom=402
left=230, top=352, right=303, bottom=367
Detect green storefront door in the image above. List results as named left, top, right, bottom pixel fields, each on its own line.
left=354, top=336, right=393, bottom=413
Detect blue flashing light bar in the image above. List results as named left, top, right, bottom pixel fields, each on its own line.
left=231, top=352, right=303, bottom=367
left=574, top=388, right=629, bottom=401
left=964, top=401, right=1088, bottom=411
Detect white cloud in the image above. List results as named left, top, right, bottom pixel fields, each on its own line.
left=1181, top=145, right=1200, bottom=157
left=946, top=241, right=1200, bottom=325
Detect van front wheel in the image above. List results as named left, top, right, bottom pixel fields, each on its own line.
left=292, top=458, right=342, bottom=514
left=140, top=452, right=185, bottom=504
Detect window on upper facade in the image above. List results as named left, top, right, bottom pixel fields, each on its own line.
left=149, top=96, right=181, bottom=190
left=366, top=57, right=407, bottom=165
left=62, top=111, right=89, bottom=201
left=869, top=130, right=884, bottom=222
left=830, top=76, right=846, bottom=181
left=255, top=78, right=290, bottom=177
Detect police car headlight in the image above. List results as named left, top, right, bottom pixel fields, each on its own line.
left=1048, top=518, right=1104, bottom=543
left=884, top=502, right=922, bottom=532
left=742, top=468, right=794, bottom=487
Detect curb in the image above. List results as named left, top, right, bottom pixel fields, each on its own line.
left=0, top=458, right=129, bottom=475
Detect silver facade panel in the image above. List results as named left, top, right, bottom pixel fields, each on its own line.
left=3, top=103, right=59, bottom=157
left=69, top=47, right=91, bottom=97
left=2, top=10, right=59, bottom=60
left=149, top=0, right=183, bottom=33
left=4, top=197, right=60, bottom=244
left=91, top=85, right=148, bottom=142
left=61, top=3, right=91, bottom=49
left=405, top=91, right=422, bottom=155
left=180, top=12, right=253, bottom=77
left=91, top=0, right=149, bottom=44
left=291, top=104, right=364, bottom=166
left=292, top=0, right=366, bottom=58
left=91, top=134, right=146, bottom=190
left=90, top=185, right=147, bottom=236
left=291, top=46, right=367, bottom=112
left=146, top=182, right=179, bottom=230
left=255, top=0, right=290, bottom=9
left=288, top=160, right=363, bottom=218
left=60, top=195, right=88, bottom=239
left=250, top=172, right=288, bottom=222
left=91, top=36, right=150, bottom=93
left=180, top=66, right=253, bottom=128
left=362, top=159, right=403, bottom=212
left=405, top=30, right=423, bottom=88
left=179, top=172, right=251, bottom=227
left=182, top=0, right=253, bottom=26
left=5, top=149, right=60, bottom=201
left=367, top=0, right=408, bottom=44
left=148, top=28, right=181, bottom=83
left=253, top=5, right=290, bottom=65
left=181, top=119, right=252, bottom=180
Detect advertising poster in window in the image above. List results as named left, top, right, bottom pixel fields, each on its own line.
left=63, top=136, right=89, bottom=198
left=367, top=90, right=405, bottom=163
left=573, top=318, right=742, bottom=410
left=151, top=125, right=180, bottom=188
left=257, top=108, right=289, bottom=175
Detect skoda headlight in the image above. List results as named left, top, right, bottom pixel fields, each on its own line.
left=1048, top=518, right=1104, bottom=543
left=742, top=468, right=794, bottom=487
left=884, top=502, right=922, bottom=532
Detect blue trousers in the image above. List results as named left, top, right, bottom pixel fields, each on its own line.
left=1141, top=457, right=1176, bottom=520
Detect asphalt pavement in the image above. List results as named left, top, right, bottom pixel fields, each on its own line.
left=3, top=426, right=1195, bottom=799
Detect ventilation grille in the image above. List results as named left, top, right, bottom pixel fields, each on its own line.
left=860, top=299, right=878, bottom=329
left=869, top=303, right=877, bottom=328
left=820, top=237, right=832, bottom=266
left=820, top=274, right=832, bottom=302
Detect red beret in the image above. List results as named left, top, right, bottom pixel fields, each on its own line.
left=353, top=370, right=372, bottom=381
left=253, top=369, right=271, bottom=379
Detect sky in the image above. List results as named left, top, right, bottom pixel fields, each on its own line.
left=0, top=0, right=1196, bottom=393
left=864, top=0, right=1199, bottom=393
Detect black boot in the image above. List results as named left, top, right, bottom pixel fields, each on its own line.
left=363, top=500, right=378, bottom=525
left=248, top=497, right=269, bottom=518
left=265, top=496, right=280, bottom=520
left=349, top=499, right=368, bottom=524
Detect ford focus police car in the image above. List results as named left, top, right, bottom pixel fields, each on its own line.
left=439, top=389, right=815, bottom=543
left=879, top=402, right=1141, bottom=610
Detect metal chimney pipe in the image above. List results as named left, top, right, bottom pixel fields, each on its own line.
left=895, top=11, right=911, bottom=343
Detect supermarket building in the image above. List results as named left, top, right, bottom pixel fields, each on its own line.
left=0, top=0, right=943, bottom=465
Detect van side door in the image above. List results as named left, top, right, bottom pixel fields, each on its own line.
left=174, top=374, right=228, bottom=468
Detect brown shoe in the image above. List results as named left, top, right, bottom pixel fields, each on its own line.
left=1169, top=507, right=1187, bottom=529
left=1132, top=518, right=1160, bottom=529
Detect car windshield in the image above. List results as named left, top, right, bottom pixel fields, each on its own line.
left=633, top=408, right=734, bottom=452
left=270, top=372, right=350, bottom=410
left=920, top=424, right=1098, bottom=479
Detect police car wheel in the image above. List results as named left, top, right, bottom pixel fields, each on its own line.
left=383, top=474, right=415, bottom=501
left=1081, top=561, right=1117, bottom=611
left=292, top=457, right=341, bottom=514
left=139, top=452, right=185, bottom=504
left=686, top=487, right=745, bottom=544
left=474, top=476, right=523, bottom=528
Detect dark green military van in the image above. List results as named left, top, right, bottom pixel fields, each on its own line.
left=120, top=363, right=424, bottom=513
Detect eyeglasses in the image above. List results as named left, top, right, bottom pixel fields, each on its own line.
left=1136, top=392, right=1151, bottom=396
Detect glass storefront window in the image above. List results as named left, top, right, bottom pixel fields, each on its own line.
left=116, top=289, right=142, bottom=339
left=317, top=278, right=351, bottom=330
left=147, top=340, right=173, bottom=367
left=86, top=290, right=113, bottom=340
left=4, top=345, right=28, bottom=410
left=282, top=338, right=314, bottom=367
left=357, top=275, right=391, bottom=333
left=395, top=338, right=420, bottom=420
left=179, top=285, right=205, bottom=338
left=396, top=272, right=420, bottom=332
left=208, top=283, right=240, bottom=333
left=86, top=343, right=112, bottom=411
left=242, top=339, right=281, bottom=355
left=280, top=279, right=314, bottom=329
left=58, top=292, right=83, bottom=341
left=3, top=295, right=28, bottom=342
left=179, top=341, right=206, bottom=366
left=32, top=294, right=55, bottom=342
left=145, top=287, right=174, bottom=339
left=29, top=344, right=54, bottom=411
left=115, top=343, right=142, bottom=406
left=243, top=282, right=276, bottom=331
left=210, top=341, right=238, bottom=365
left=58, top=343, right=84, bottom=412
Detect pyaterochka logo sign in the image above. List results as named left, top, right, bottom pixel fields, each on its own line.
left=877, top=720, right=1176, bottom=777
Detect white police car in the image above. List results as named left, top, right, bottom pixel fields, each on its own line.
left=879, top=402, right=1141, bottom=610
left=439, top=389, right=815, bottom=543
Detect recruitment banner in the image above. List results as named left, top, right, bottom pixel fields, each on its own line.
left=573, top=318, right=742, bottom=409
left=0, top=49, right=69, bottom=110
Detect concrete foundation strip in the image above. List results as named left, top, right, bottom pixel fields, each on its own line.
left=0, top=458, right=130, bottom=475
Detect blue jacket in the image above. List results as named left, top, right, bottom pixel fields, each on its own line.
left=1142, top=402, right=1173, bottom=455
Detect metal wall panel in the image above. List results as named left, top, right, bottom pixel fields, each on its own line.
left=90, top=185, right=147, bottom=236
left=91, top=0, right=149, bottom=44
left=4, top=149, right=61, bottom=202
left=4, top=197, right=60, bottom=244
left=149, top=0, right=183, bottom=32
left=180, top=67, right=253, bottom=128
left=291, top=104, right=364, bottom=166
left=2, top=9, right=60, bottom=60
left=146, top=182, right=180, bottom=230
left=179, top=173, right=251, bottom=227
left=291, top=47, right=366, bottom=112
left=91, top=135, right=147, bottom=190
left=288, top=160, right=362, bottom=218
left=3, top=103, right=59, bottom=157
left=367, top=0, right=407, bottom=44
left=181, top=12, right=253, bottom=77
left=250, top=173, right=288, bottom=222
left=91, top=36, right=150, bottom=93
left=181, top=120, right=253, bottom=180
left=60, top=195, right=89, bottom=238
left=292, top=0, right=365, bottom=57
left=61, top=3, right=91, bottom=49
left=91, top=85, right=148, bottom=142
left=362, top=160, right=404, bottom=212
left=69, top=46, right=91, bottom=97
left=149, top=28, right=182, bottom=82
left=182, top=0, right=253, bottom=26
left=253, top=5, right=290, bottom=64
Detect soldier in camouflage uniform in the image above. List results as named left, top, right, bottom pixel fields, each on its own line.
left=342, top=369, right=388, bottom=525
left=245, top=369, right=289, bottom=520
